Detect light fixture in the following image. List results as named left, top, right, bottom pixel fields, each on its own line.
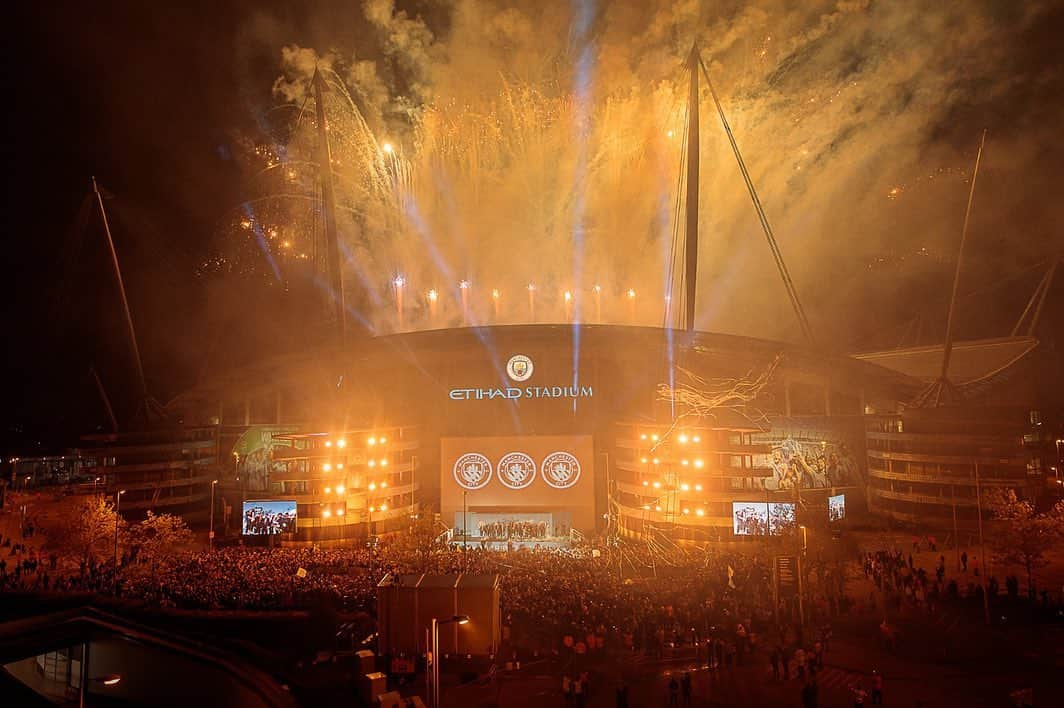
left=369, top=483, right=377, bottom=491
left=642, top=480, right=649, bottom=487
left=324, top=487, right=332, bottom=494
left=381, top=481, right=388, bottom=488
left=379, top=436, right=387, bottom=444
left=337, top=463, right=344, bottom=470
left=381, top=459, right=388, bottom=467
left=694, top=459, right=704, bottom=469
left=678, top=434, right=688, bottom=444
left=322, top=463, right=332, bottom=472
left=655, top=505, right=662, bottom=512
left=369, top=506, right=376, bottom=513
left=652, top=458, right=660, bottom=465
left=693, top=435, right=701, bottom=443
left=337, top=439, right=347, bottom=448
left=653, top=481, right=662, bottom=489
left=325, top=441, right=332, bottom=448
left=683, top=508, right=690, bottom=515
left=492, top=288, right=500, bottom=300
left=696, top=508, right=705, bottom=517
left=368, top=460, right=376, bottom=468
left=381, top=504, right=388, bottom=511
left=642, top=505, right=651, bottom=510
left=323, top=509, right=332, bottom=518
left=337, top=508, right=345, bottom=516
left=368, top=437, right=377, bottom=445
left=680, top=483, right=690, bottom=491
left=459, top=280, right=470, bottom=289
left=651, top=434, right=659, bottom=442
left=641, top=457, right=648, bottom=464
left=640, top=433, right=647, bottom=441
left=695, top=484, right=703, bottom=492
left=336, top=485, right=345, bottom=494
left=627, top=288, right=636, bottom=299
left=682, top=460, right=689, bottom=466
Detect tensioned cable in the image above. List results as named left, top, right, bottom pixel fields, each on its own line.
left=699, top=57, right=815, bottom=345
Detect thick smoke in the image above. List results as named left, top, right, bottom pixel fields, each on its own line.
left=212, top=0, right=1064, bottom=349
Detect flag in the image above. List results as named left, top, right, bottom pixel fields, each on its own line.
left=727, top=565, right=736, bottom=589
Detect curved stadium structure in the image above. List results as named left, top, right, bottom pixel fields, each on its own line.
left=161, top=324, right=924, bottom=543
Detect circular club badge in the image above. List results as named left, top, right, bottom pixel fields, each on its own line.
left=453, top=453, right=492, bottom=490
left=541, top=451, right=581, bottom=489
left=506, top=354, right=534, bottom=382
left=497, top=452, right=537, bottom=490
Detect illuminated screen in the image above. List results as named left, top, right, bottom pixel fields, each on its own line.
left=441, top=435, right=595, bottom=533
left=768, top=502, right=796, bottom=535
left=733, top=501, right=796, bottom=536
left=732, top=502, right=769, bottom=536
left=829, top=493, right=846, bottom=521
left=242, top=500, right=296, bottom=535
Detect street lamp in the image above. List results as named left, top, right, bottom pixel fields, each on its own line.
left=430, top=615, right=470, bottom=708
left=113, top=490, right=125, bottom=595
left=209, top=480, right=219, bottom=553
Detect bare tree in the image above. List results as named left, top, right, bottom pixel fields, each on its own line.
left=46, top=496, right=126, bottom=564
left=655, top=353, right=781, bottom=443
left=129, top=511, right=193, bottom=579
left=983, top=488, right=1064, bottom=595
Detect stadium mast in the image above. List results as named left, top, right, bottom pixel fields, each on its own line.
left=683, top=45, right=700, bottom=333
left=91, top=177, right=165, bottom=425
left=312, top=68, right=347, bottom=354
left=912, top=129, right=988, bottom=408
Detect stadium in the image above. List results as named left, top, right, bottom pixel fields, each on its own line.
left=162, top=323, right=917, bottom=544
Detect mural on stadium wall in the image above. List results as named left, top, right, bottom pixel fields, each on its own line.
left=753, top=427, right=862, bottom=491
left=232, top=426, right=298, bottom=492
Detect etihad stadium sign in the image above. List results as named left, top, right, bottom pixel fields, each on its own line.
left=448, top=354, right=594, bottom=401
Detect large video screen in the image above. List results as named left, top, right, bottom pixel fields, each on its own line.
left=768, top=502, right=797, bottom=535
left=733, top=501, right=797, bottom=536
left=829, top=493, right=846, bottom=521
left=242, top=500, right=297, bottom=535
left=441, top=435, right=595, bottom=533
left=732, top=501, right=769, bottom=536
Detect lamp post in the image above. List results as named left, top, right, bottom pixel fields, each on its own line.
left=209, top=479, right=219, bottom=553
left=430, top=614, right=469, bottom=708
left=112, top=490, right=125, bottom=595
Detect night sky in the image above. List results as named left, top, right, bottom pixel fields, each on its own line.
left=3, top=1, right=1063, bottom=455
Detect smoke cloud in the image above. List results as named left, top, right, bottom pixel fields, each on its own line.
left=207, top=0, right=1064, bottom=350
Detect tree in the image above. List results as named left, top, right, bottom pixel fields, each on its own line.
left=47, top=496, right=126, bottom=564
left=983, top=488, right=1064, bottom=596
left=129, top=511, right=193, bottom=577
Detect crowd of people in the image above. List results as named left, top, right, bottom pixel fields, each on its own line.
left=476, top=519, right=549, bottom=540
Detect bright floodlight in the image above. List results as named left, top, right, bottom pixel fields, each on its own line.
left=393, top=275, right=405, bottom=287
left=428, top=289, right=439, bottom=302
left=491, top=288, right=500, bottom=299
left=382, top=142, right=394, bottom=154
left=459, top=280, right=470, bottom=289
left=627, top=288, right=636, bottom=299
left=564, top=291, right=572, bottom=302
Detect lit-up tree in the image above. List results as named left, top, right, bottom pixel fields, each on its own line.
left=983, top=488, right=1064, bottom=596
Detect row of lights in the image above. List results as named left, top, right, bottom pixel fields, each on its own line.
left=321, top=458, right=389, bottom=471
left=641, top=457, right=705, bottom=468
left=322, top=435, right=390, bottom=449
left=642, top=504, right=706, bottom=517
left=321, top=505, right=345, bottom=518
left=641, top=480, right=703, bottom=491
left=639, top=432, right=702, bottom=444
left=399, top=280, right=638, bottom=300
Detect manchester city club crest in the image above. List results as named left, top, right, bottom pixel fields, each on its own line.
left=453, top=452, right=492, bottom=490
left=541, top=451, right=581, bottom=489
left=497, top=452, right=536, bottom=490
left=506, top=354, right=534, bottom=382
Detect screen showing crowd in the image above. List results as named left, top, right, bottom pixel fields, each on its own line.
left=732, top=501, right=797, bottom=536
left=242, top=500, right=297, bottom=535
left=829, top=493, right=846, bottom=521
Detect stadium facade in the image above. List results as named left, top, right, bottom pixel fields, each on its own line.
left=164, top=324, right=919, bottom=543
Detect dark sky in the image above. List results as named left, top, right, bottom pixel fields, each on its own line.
left=2, top=1, right=1062, bottom=455
left=3, top=2, right=278, bottom=450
